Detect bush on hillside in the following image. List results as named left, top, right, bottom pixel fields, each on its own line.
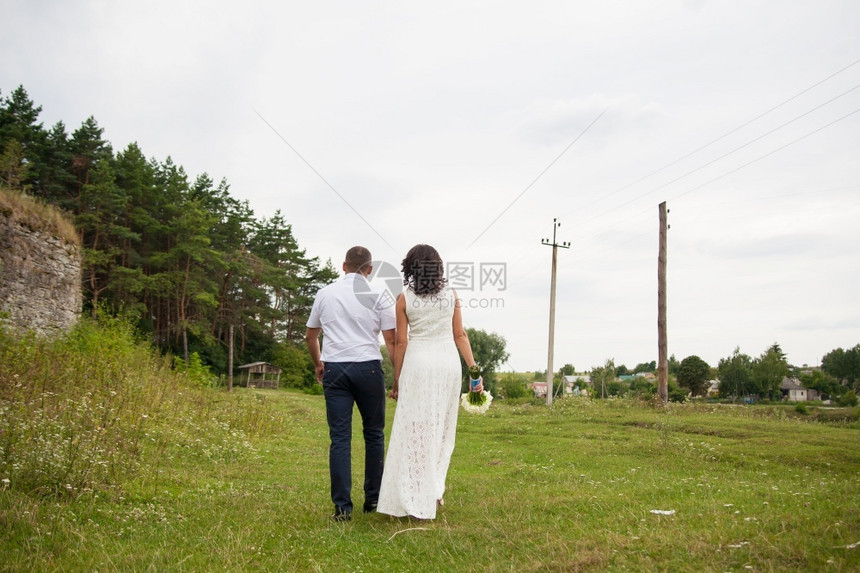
left=0, top=317, right=280, bottom=498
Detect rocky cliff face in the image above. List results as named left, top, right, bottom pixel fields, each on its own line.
left=0, top=211, right=82, bottom=336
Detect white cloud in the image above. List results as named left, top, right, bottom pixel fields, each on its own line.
left=3, top=0, right=859, bottom=371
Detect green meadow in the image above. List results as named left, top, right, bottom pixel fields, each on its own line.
left=1, top=323, right=859, bottom=572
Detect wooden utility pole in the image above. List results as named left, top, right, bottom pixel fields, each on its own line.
left=657, top=202, right=668, bottom=404
left=542, top=218, right=570, bottom=406
left=228, top=324, right=234, bottom=392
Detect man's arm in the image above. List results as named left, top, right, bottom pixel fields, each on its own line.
left=381, top=328, right=396, bottom=370
left=305, top=327, right=324, bottom=383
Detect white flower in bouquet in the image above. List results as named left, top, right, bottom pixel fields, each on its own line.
left=462, top=364, right=492, bottom=413
left=461, top=389, right=493, bottom=414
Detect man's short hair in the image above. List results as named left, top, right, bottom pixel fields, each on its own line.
left=344, top=246, right=372, bottom=273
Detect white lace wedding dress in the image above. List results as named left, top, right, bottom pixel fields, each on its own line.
left=377, top=287, right=462, bottom=519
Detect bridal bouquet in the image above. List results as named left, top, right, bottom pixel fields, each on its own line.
left=461, top=364, right=493, bottom=414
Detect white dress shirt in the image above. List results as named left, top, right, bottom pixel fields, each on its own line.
left=306, top=273, right=396, bottom=362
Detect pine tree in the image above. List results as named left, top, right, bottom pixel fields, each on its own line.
left=76, top=158, right=133, bottom=315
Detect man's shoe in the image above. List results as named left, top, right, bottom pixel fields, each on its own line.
left=363, top=501, right=378, bottom=514
left=332, top=507, right=352, bottom=522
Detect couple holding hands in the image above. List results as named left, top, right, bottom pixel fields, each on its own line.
left=305, top=244, right=482, bottom=521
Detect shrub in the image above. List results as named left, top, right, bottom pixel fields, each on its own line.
left=499, top=373, right=529, bottom=399
left=280, top=372, right=307, bottom=388
left=837, top=390, right=858, bottom=407
left=628, top=378, right=657, bottom=398
left=795, top=403, right=809, bottom=415
left=304, top=383, right=324, bottom=395
left=668, top=381, right=687, bottom=403
left=174, top=351, right=217, bottom=387
left=271, top=343, right=316, bottom=390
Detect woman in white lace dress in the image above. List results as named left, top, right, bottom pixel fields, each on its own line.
left=377, top=244, right=482, bottom=519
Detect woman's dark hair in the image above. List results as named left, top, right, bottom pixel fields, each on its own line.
left=401, top=244, right=447, bottom=296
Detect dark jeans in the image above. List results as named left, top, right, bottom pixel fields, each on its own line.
left=322, top=360, right=385, bottom=513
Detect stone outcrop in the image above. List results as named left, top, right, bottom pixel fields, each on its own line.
left=0, top=205, right=82, bottom=337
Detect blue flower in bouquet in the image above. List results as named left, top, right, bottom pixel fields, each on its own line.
left=462, top=364, right=492, bottom=413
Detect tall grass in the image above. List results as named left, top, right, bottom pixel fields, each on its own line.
left=0, top=316, right=282, bottom=499
left=1, top=344, right=858, bottom=571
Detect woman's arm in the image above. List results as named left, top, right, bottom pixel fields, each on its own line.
left=390, top=294, right=409, bottom=399
left=452, top=290, right=483, bottom=392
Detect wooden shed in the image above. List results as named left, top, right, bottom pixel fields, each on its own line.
left=238, top=362, right=281, bottom=389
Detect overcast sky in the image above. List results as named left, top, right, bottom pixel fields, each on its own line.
left=3, top=0, right=859, bottom=372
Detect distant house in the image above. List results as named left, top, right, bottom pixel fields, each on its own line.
left=531, top=375, right=591, bottom=398
left=238, top=362, right=281, bottom=389
left=530, top=382, right=547, bottom=398
left=780, top=377, right=808, bottom=402
left=563, top=375, right=589, bottom=394
left=707, top=380, right=720, bottom=397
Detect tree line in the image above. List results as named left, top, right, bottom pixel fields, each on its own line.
left=715, top=343, right=860, bottom=403
left=0, top=85, right=337, bottom=385
left=523, top=342, right=860, bottom=404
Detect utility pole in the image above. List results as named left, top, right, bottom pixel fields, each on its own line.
left=542, top=218, right=570, bottom=406
left=228, top=324, right=234, bottom=392
left=657, top=202, right=668, bottom=404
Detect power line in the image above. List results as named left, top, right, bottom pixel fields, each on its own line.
left=597, top=82, right=860, bottom=218
left=576, top=106, right=860, bottom=262
left=507, top=222, right=653, bottom=290
left=562, top=81, right=860, bottom=235
left=585, top=107, right=860, bottom=249
left=558, top=57, right=860, bottom=220
left=512, top=107, right=860, bottom=279
left=672, top=184, right=860, bottom=216
left=669, top=106, right=860, bottom=203
left=502, top=58, right=860, bottom=280
left=466, top=108, right=607, bottom=249
left=253, top=109, right=396, bottom=252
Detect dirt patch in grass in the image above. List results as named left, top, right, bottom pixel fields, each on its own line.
left=620, top=420, right=753, bottom=439
left=623, top=421, right=654, bottom=429
left=674, top=425, right=755, bottom=439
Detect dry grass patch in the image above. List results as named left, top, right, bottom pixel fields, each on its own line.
left=0, top=186, right=78, bottom=244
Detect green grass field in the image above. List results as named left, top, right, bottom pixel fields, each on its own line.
left=2, top=387, right=858, bottom=572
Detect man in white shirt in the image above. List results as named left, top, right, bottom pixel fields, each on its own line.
left=306, top=246, right=396, bottom=522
